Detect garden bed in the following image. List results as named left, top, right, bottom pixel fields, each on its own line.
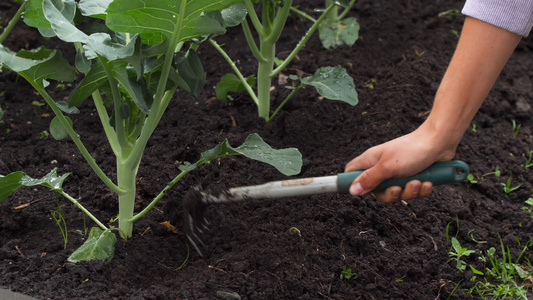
left=1, top=0, right=533, bottom=299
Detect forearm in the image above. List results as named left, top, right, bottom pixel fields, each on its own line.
left=423, top=17, right=522, bottom=151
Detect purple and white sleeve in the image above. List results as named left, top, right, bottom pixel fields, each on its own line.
left=462, top=0, right=533, bottom=37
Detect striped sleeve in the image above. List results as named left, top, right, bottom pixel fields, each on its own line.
left=462, top=0, right=533, bottom=37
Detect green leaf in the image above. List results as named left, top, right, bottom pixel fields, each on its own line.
left=106, top=0, right=243, bottom=45
left=179, top=133, right=302, bottom=176
left=301, top=66, right=358, bottom=106
left=67, top=227, right=117, bottom=262
left=0, top=46, right=76, bottom=88
left=221, top=3, right=247, bottom=27
left=319, top=17, right=359, bottom=49
left=0, top=105, right=4, bottom=121
left=215, top=73, right=256, bottom=102
left=68, top=60, right=107, bottom=107
left=34, top=0, right=136, bottom=61
left=50, top=116, right=73, bottom=140
left=112, top=61, right=153, bottom=114
left=0, top=169, right=70, bottom=202
left=78, top=0, right=112, bottom=19
left=75, top=45, right=92, bottom=73
left=23, top=0, right=77, bottom=33
left=174, top=49, right=205, bottom=95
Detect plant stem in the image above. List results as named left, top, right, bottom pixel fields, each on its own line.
left=290, top=6, right=317, bottom=23
left=208, top=39, right=259, bottom=105
left=243, top=0, right=264, bottom=36
left=92, top=90, right=120, bottom=156
left=116, top=160, right=138, bottom=239
left=255, top=0, right=292, bottom=120
left=130, top=169, right=190, bottom=223
left=242, top=19, right=266, bottom=63
left=324, top=0, right=338, bottom=21
left=24, top=77, right=124, bottom=195
left=256, top=39, right=275, bottom=120
left=58, top=190, right=108, bottom=231
left=267, top=85, right=303, bottom=122
left=100, top=57, right=131, bottom=156
left=271, top=2, right=336, bottom=77
left=338, top=0, right=356, bottom=20
left=0, top=1, right=28, bottom=44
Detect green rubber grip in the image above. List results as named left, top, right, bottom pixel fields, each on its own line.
left=336, top=160, right=469, bottom=194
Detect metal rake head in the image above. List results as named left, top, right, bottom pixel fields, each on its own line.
left=182, top=187, right=210, bottom=257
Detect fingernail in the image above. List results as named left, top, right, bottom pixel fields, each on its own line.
left=350, top=183, right=363, bottom=195
left=412, top=184, right=420, bottom=195
left=422, top=186, right=431, bottom=196
left=391, top=190, right=401, bottom=199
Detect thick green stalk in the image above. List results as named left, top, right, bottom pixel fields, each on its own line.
left=256, top=38, right=275, bottom=120
left=255, top=0, right=292, bottom=120
left=116, top=160, right=138, bottom=239
left=325, top=0, right=338, bottom=21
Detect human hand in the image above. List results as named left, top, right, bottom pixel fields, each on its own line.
left=344, top=126, right=457, bottom=202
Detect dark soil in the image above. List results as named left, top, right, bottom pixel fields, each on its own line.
left=2, top=0, right=533, bottom=299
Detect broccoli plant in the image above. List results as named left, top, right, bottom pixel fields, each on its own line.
left=0, top=0, right=302, bottom=261
left=210, top=0, right=359, bottom=122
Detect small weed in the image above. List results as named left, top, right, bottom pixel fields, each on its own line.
left=480, top=165, right=501, bottom=180
left=521, top=198, right=533, bottom=218
left=39, top=131, right=50, bottom=139
left=524, top=151, right=533, bottom=169
left=364, top=78, right=377, bottom=89
left=50, top=196, right=68, bottom=249
left=31, top=100, right=45, bottom=107
left=438, top=9, right=462, bottom=19
left=501, top=172, right=521, bottom=195
left=466, top=174, right=478, bottom=187
left=470, top=123, right=477, bottom=133
left=340, top=265, right=357, bottom=280
left=467, top=230, right=487, bottom=244
left=445, top=217, right=460, bottom=244
left=447, top=237, right=476, bottom=272
left=512, top=120, right=521, bottom=138
left=467, top=237, right=533, bottom=299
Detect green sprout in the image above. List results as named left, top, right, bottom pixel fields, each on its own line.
left=50, top=196, right=68, bottom=249
left=521, top=198, right=533, bottom=218
left=447, top=237, right=476, bottom=272
left=481, top=165, right=501, bottom=180
left=467, top=237, right=533, bottom=299
left=512, top=120, right=521, bottom=138
left=340, top=265, right=357, bottom=280
left=501, top=173, right=521, bottom=195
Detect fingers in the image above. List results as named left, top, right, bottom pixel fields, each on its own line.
left=348, top=164, right=391, bottom=196
left=374, top=180, right=434, bottom=203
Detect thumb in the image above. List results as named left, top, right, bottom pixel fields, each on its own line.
left=349, top=165, right=389, bottom=196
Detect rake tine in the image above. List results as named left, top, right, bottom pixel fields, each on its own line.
left=183, top=187, right=211, bottom=257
